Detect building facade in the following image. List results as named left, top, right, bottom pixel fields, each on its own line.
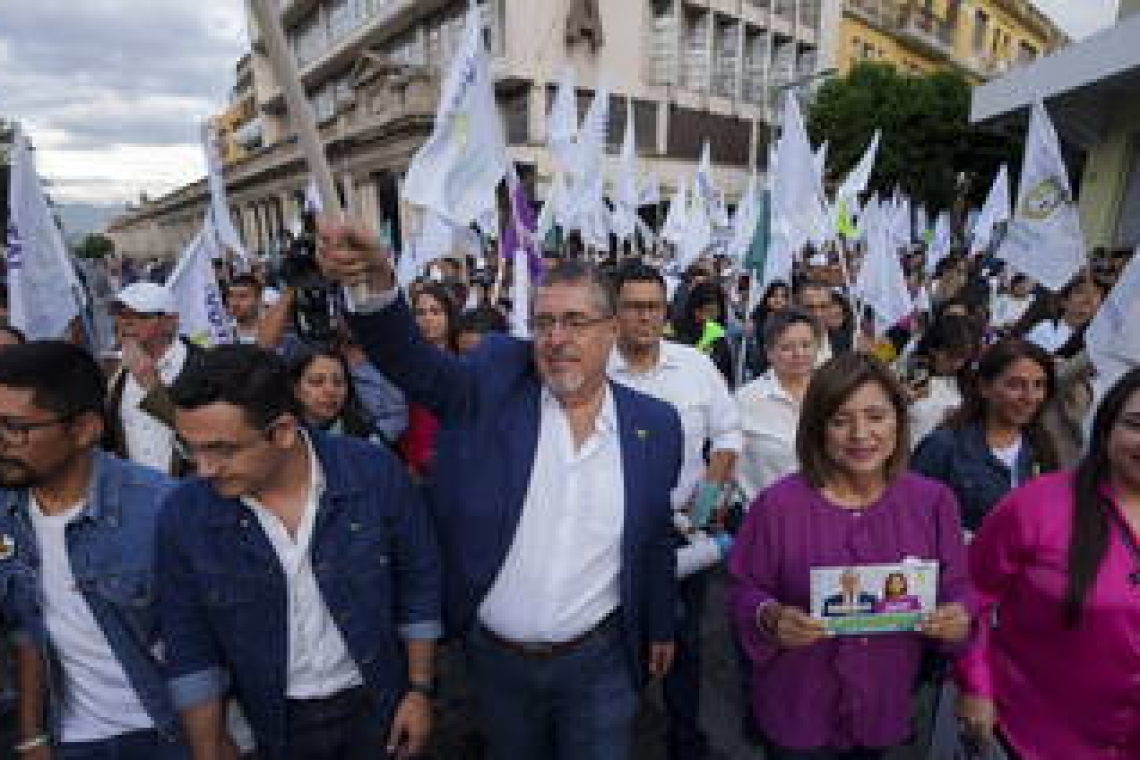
left=108, top=0, right=842, bottom=261
left=972, top=0, right=1140, bottom=252
left=838, top=0, right=1066, bottom=82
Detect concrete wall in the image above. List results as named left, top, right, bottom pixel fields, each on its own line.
left=1079, top=96, right=1140, bottom=249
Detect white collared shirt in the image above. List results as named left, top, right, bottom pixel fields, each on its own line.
left=735, top=370, right=802, bottom=502
left=120, top=339, right=187, bottom=472
left=478, top=388, right=625, bottom=644
left=243, top=434, right=363, bottom=699
left=609, top=340, right=742, bottom=508
left=1025, top=320, right=1073, bottom=354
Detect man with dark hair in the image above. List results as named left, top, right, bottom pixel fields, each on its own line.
left=0, top=341, right=185, bottom=758
left=316, top=222, right=682, bottom=760
left=609, top=261, right=741, bottom=760
left=156, top=344, right=442, bottom=760
left=224, top=274, right=264, bottom=344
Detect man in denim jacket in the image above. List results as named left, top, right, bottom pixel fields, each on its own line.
left=156, top=345, right=442, bottom=760
left=0, top=341, right=185, bottom=758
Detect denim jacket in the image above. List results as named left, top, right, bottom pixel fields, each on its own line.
left=0, top=451, right=181, bottom=741
left=911, top=423, right=1039, bottom=531
left=155, top=430, right=442, bottom=757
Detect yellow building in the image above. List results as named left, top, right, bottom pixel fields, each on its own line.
left=838, top=0, right=1067, bottom=82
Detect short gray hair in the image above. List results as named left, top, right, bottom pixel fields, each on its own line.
left=532, top=260, right=616, bottom=316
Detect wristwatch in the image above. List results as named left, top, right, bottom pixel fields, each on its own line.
left=407, top=679, right=436, bottom=699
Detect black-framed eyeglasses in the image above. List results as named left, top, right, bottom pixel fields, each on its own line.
left=528, top=312, right=613, bottom=338
left=0, top=415, right=74, bottom=446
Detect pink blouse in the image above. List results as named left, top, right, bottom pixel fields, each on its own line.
left=957, top=472, right=1140, bottom=758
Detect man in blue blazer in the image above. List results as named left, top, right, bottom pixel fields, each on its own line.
left=319, top=221, right=682, bottom=760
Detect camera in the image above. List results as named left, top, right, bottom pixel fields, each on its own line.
left=280, top=211, right=340, bottom=346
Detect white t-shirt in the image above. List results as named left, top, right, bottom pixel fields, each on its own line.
left=991, top=437, right=1023, bottom=488
left=28, top=496, right=154, bottom=743
left=1024, top=321, right=1072, bottom=355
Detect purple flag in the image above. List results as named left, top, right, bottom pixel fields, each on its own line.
left=501, top=169, right=545, bottom=279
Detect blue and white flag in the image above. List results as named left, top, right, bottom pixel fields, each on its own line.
left=402, top=4, right=506, bottom=225
left=5, top=128, right=84, bottom=340
left=166, top=218, right=234, bottom=346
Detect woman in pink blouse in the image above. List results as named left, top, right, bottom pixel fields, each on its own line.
left=957, top=368, right=1140, bottom=758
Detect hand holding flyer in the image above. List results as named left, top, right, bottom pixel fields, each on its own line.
left=810, top=559, right=939, bottom=635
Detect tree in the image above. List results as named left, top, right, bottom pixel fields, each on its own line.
left=807, top=62, right=1021, bottom=213
left=75, top=233, right=115, bottom=259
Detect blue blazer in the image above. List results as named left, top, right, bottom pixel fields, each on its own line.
left=348, top=297, right=682, bottom=681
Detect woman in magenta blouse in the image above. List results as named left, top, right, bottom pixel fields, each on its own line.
left=957, top=368, right=1140, bottom=758
left=729, top=353, right=972, bottom=759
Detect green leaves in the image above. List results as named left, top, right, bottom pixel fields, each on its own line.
left=808, top=62, right=1019, bottom=210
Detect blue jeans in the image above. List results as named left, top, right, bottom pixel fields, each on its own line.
left=466, top=616, right=638, bottom=760
left=663, top=571, right=709, bottom=760
left=56, top=728, right=187, bottom=760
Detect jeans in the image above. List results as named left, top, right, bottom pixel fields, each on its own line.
left=56, top=728, right=187, bottom=760
left=275, top=687, right=393, bottom=760
left=763, top=744, right=887, bottom=760
left=663, top=571, right=709, bottom=760
left=466, top=615, right=638, bottom=760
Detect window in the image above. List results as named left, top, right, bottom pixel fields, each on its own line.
left=501, top=89, right=529, bottom=146
left=973, top=9, right=988, bottom=53
left=328, top=0, right=356, bottom=42
left=712, top=17, right=740, bottom=98
left=291, top=11, right=326, bottom=68
left=681, top=8, right=711, bottom=92
left=743, top=28, right=769, bottom=105
left=648, top=0, right=678, bottom=86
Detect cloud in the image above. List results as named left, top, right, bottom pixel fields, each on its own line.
left=1034, top=0, right=1120, bottom=39
left=0, top=0, right=247, bottom=204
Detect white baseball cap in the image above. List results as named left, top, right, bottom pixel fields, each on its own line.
left=113, top=282, right=176, bottom=315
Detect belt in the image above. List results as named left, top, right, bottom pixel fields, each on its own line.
left=285, top=685, right=367, bottom=716
left=480, top=611, right=621, bottom=659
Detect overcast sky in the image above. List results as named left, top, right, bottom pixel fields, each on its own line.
left=0, top=0, right=1125, bottom=207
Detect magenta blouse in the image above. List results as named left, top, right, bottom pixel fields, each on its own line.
left=956, top=472, right=1140, bottom=758
left=728, top=472, right=971, bottom=751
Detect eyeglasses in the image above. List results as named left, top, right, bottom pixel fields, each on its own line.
left=0, top=415, right=73, bottom=446
left=528, top=312, right=612, bottom=338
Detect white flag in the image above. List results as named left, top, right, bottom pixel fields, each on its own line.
left=813, top=140, right=829, bottom=186
left=997, top=101, right=1085, bottom=291
left=854, top=203, right=913, bottom=333
left=726, top=173, right=758, bottom=264
left=548, top=66, right=580, bottom=173
left=1088, top=246, right=1140, bottom=399
left=661, top=183, right=690, bottom=244
left=971, top=164, right=1011, bottom=253
left=836, top=130, right=881, bottom=204
left=611, top=98, right=641, bottom=242
left=5, top=128, right=84, bottom=340
left=926, top=212, right=953, bottom=274
left=694, top=141, right=730, bottom=229
left=575, top=81, right=610, bottom=181
left=398, top=210, right=460, bottom=287
left=166, top=221, right=234, bottom=346
left=403, top=5, right=506, bottom=225
left=770, top=93, right=829, bottom=257
left=202, top=123, right=250, bottom=266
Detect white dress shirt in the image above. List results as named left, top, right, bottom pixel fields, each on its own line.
left=478, top=388, right=625, bottom=644
left=243, top=434, right=363, bottom=699
left=120, top=339, right=187, bottom=472
left=991, top=293, right=1032, bottom=329
left=609, top=340, right=742, bottom=509
left=735, top=370, right=802, bottom=502
left=29, top=497, right=154, bottom=742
